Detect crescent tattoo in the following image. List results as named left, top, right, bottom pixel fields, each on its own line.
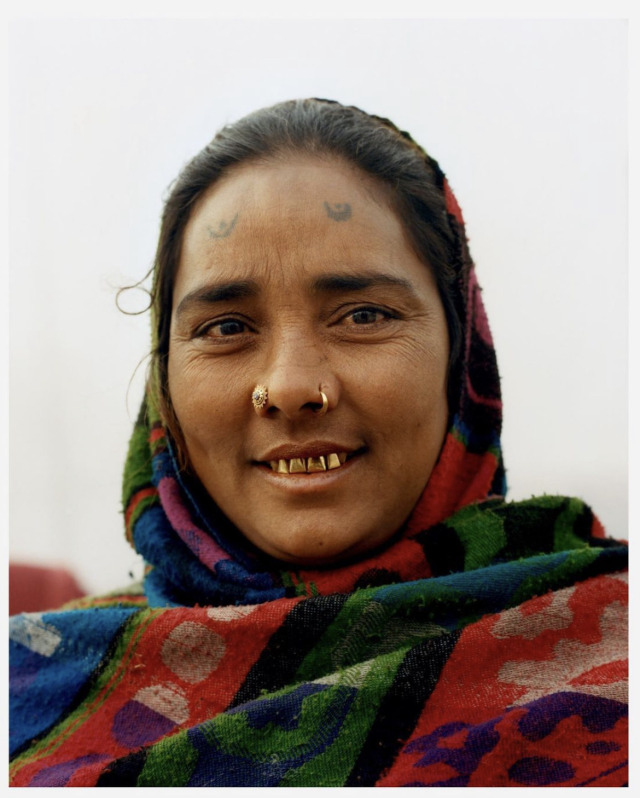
left=324, top=202, right=352, bottom=222
left=207, top=213, right=239, bottom=239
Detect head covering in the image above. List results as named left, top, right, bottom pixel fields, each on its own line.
left=10, top=103, right=627, bottom=787
left=121, top=149, right=510, bottom=607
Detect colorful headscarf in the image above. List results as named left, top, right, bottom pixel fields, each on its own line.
left=9, top=103, right=627, bottom=787
left=121, top=148, right=509, bottom=607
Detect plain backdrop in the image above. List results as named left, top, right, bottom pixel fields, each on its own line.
left=8, top=17, right=627, bottom=595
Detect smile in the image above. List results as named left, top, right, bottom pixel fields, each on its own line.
left=268, top=452, right=348, bottom=474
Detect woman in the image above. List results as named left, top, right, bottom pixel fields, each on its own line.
left=9, top=99, right=627, bottom=787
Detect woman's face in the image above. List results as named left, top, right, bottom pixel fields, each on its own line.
left=167, top=155, right=450, bottom=565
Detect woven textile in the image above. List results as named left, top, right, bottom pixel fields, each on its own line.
left=9, top=133, right=627, bottom=787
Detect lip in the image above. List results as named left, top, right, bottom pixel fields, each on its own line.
left=253, top=442, right=365, bottom=489
left=257, top=441, right=361, bottom=463
left=255, top=449, right=362, bottom=493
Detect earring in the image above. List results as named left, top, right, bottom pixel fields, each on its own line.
left=251, top=385, right=268, bottom=413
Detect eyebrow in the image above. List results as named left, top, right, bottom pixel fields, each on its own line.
left=311, top=272, right=418, bottom=296
left=174, top=271, right=419, bottom=319
left=175, top=280, right=260, bottom=318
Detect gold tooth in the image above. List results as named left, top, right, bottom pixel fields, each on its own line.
left=307, top=456, right=327, bottom=472
left=270, top=453, right=348, bottom=474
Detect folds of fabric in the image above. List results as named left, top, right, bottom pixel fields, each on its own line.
left=9, top=519, right=627, bottom=786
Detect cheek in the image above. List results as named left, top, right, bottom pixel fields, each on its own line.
left=372, top=341, right=448, bottom=416
left=391, top=393, right=448, bottom=462
left=167, top=352, right=245, bottom=450
left=375, top=356, right=449, bottom=467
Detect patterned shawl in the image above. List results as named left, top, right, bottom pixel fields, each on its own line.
left=9, top=136, right=628, bottom=787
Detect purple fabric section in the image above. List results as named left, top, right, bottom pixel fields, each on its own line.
left=30, top=753, right=110, bottom=787
left=112, top=700, right=177, bottom=748
left=508, top=756, right=575, bottom=786
left=157, top=475, right=232, bottom=570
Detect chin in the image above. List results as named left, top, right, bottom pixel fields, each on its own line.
left=254, top=527, right=387, bottom=568
left=265, top=540, right=352, bottom=567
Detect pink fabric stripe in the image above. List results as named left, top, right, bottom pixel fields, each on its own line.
left=157, top=476, right=231, bottom=569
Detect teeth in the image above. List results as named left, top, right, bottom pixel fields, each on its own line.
left=268, top=452, right=349, bottom=474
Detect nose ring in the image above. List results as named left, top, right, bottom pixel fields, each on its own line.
left=251, top=385, right=269, bottom=413
left=314, top=391, right=329, bottom=416
left=252, top=385, right=329, bottom=416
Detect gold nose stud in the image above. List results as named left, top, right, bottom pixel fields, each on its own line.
left=251, top=385, right=268, bottom=414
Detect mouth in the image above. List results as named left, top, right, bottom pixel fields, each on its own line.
left=255, top=442, right=364, bottom=475
left=267, top=452, right=349, bottom=474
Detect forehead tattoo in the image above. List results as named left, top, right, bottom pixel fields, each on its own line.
left=324, top=201, right=352, bottom=222
left=204, top=202, right=352, bottom=240
left=207, top=213, right=239, bottom=239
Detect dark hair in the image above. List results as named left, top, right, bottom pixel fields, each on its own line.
left=149, top=98, right=467, bottom=453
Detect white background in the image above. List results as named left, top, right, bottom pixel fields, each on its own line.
left=7, top=12, right=628, bottom=595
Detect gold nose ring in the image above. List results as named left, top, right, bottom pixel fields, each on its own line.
left=252, top=385, right=328, bottom=415
left=251, top=385, right=268, bottom=413
left=314, top=391, right=329, bottom=416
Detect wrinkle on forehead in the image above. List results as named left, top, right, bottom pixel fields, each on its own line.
left=175, top=155, right=424, bottom=302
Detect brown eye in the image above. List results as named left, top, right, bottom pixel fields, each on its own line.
left=197, top=318, right=249, bottom=338
left=347, top=307, right=392, bottom=325
left=216, top=320, right=246, bottom=336
left=351, top=309, right=380, bottom=324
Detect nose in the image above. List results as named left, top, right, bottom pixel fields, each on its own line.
left=260, top=330, right=336, bottom=420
